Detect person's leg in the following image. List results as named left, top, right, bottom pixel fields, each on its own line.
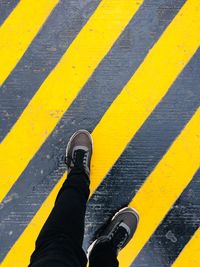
left=88, top=207, right=139, bottom=267
left=29, top=171, right=89, bottom=267
left=89, top=241, right=119, bottom=267
left=29, top=130, right=93, bottom=267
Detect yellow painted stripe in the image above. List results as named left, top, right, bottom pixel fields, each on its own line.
left=90, top=0, right=200, bottom=193
left=172, top=228, right=200, bottom=267
left=0, top=0, right=59, bottom=86
left=119, top=108, right=200, bottom=266
left=2, top=109, right=200, bottom=267
left=1, top=176, right=66, bottom=267
left=2, top=0, right=200, bottom=264
left=2, top=1, right=200, bottom=264
left=0, top=0, right=144, bottom=202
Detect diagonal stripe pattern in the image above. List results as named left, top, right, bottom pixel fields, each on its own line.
left=0, top=0, right=144, bottom=202
left=2, top=107, right=200, bottom=267
left=131, top=169, right=200, bottom=267
left=90, top=0, right=200, bottom=193
left=1, top=0, right=200, bottom=266
left=119, top=107, right=200, bottom=266
left=1, top=176, right=66, bottom=267
left=0, top=0, right=59, bottom=85
left=172, top=228, right=200, bottom=267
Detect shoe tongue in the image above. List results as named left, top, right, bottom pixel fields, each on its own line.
left=111, top=224, right=129, bottom=252
left=74, top=149, right=86, bottom=168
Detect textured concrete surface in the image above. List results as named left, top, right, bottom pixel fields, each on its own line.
left=0, top=0, right=199, bottom=266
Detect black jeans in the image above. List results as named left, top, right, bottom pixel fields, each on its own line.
left=28, top=169, right=119, bottom=267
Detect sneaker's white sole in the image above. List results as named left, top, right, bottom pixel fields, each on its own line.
left=87, top=238, right=100, bottom=260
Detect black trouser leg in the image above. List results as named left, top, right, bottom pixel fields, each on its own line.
left=29, top=169, right=90, bottom=267
left=89, top=241, right=119, bottom=267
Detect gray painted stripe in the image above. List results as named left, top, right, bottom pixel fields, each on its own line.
left=0, top=0, right=19, bottom=26
left=0, top=0, right=186, bottom=260
left=132, top=170, right=200, bottom=267
left=0, top=0, right=100, bottom=141
left=84, top=48, right=200, bottom=250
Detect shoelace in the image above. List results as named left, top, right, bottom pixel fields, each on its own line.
left=66, top=149, right=88, bottom=170
left=65, top=155, right=75, bottom=168
left=82, top=150, right=88, bottom=169
left=108, top=222, right=128, bottom=251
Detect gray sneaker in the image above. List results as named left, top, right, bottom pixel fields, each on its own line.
left=88, top=207, right=139, bottom=257
left=65, top=129, right=93, bottom=177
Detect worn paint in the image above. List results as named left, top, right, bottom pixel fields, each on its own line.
left=0, top=0, right=199, bottom=266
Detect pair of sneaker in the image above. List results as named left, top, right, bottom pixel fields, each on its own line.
left=65, top=129, right=139, bottom=258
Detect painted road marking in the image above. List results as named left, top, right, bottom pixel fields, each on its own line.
left=131, top=171, right=200, bottom=266
left=90, top=0, right=200, bottom=193
left=119, top=107, right=200, bottom=266
left=0, top=0, right=59, bottom=85
left=1, top=176, right=66, bottom=267
left=1, top=0, right=199, bottom=203
left=2, top=107, right=200, bottom=267
left=0, top=0, right=199, bottom=266
left=172, top=228, right=200, bottom=267
left=0, top=0, right=144, bottom=202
